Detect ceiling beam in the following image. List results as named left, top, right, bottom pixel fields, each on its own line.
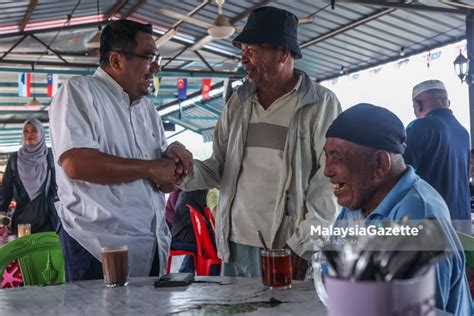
left=441, top=0, right=474, bottom=10
left=121, top=0, right=146, bottom=19
left=103, top=0, right=129, bottom=21
left=300, top=7, right=396, bottom=49
left=0, top=22, right=99, bottom=39
left=20, top=0, right=39, bottom=32
left=194, top=51, right=215, bottom=72
left=337, top=0, right=468, bottom=15
left=0, top=35, right=28, bottom=62
left=29, top=34, right=69, bottom=64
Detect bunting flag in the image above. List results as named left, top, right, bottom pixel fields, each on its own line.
left=152, top=76, right=160, bottom=97
left=395, top=58, right=410, bottom=69
left=426, top=52, right=432, bottom=68
left=18, top=73, right=31, bottom=97
left=431, top=51, right=442, bottom=61
left=201, top=78, right=211, bottom=99
left=47, top=73, right=58, bottom=97
left=177, top=78, right=187, bottom=100
left=369, top=67, right=382, bottom=76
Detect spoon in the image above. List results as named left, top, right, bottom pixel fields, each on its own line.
left=257, top=230, right=269, bottom=251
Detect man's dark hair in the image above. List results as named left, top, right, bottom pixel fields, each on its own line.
left=99, top=19, right=153, bottom=67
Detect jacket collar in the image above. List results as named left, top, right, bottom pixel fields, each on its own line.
left=236, top=69, right=320, bottom=108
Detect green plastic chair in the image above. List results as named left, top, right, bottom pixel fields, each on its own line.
left=0, top=232, right=65, bottom=286
left=457, top=231, right=474, bottom=268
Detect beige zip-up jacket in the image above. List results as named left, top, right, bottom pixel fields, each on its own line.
left=182, top=70, right=342, bottom=261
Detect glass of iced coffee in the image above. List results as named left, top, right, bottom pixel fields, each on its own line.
left=101, top=245, right=129, bottom=287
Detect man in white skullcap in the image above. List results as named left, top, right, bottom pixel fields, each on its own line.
left=404, top=79, right=471, bottom=233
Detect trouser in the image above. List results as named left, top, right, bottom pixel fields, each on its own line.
left=222, top=241, right=261, bottom=278
left=59, top=225, right=160, bottom=281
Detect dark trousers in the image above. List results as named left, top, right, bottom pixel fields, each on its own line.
left=59, top=226, right=160, bottom=281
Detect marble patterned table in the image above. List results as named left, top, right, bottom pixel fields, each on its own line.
left=0, top=276, right=325, bottom=315
left=0, top=276, right=454, bottom=315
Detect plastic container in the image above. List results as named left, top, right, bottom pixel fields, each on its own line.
left=325, top=266, right=436, bottom=316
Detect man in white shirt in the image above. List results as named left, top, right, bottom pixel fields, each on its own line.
left=49, top=20, right=192, bottom=281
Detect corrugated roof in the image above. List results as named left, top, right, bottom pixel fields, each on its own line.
left=0, top=0, right=469, bottom=153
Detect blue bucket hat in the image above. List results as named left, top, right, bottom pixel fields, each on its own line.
left=232, top=6, right=302, bottom=59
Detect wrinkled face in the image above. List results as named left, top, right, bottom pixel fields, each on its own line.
left=23, top=123, right=40, bottom=146
left=240, top=44, right=283, bottom=87
left=120, top=31, right=160, bottom=101
left=324, top=138, right=379, bottom=210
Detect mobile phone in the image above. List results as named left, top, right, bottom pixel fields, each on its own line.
left=154, top=273, right=195, bottom=287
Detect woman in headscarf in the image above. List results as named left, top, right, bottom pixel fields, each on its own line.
left=0, top=119, right=58, bottom=234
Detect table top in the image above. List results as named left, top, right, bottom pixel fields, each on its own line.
left=0, top=276, right=325, bottom=315
left=0, top=276, right=453, bottom=315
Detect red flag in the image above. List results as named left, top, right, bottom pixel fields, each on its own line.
left=202, top=78, right=211, bottom=99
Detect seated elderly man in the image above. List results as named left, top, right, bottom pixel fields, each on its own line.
left=324, top=103, right=472, bottom=315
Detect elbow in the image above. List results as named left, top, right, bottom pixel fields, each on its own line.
left=61, top=157, right=82, bottom=180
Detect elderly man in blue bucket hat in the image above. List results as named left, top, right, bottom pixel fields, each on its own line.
left=181, top=6, right=342, bottom=279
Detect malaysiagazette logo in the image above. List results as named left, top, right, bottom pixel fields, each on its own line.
left=311, top=224, right=421, bottom=238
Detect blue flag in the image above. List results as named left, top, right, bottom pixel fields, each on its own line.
left=177, top=78, right=187, bottom=100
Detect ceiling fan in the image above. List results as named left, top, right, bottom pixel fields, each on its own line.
left=157, top=0, right=315, bottom=51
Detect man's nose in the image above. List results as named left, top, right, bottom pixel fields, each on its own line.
left=241, top=51, right=249, bottom=63
left=324, top=162, right=334, bottom=178
left=150, top=63, right=160, bottom=73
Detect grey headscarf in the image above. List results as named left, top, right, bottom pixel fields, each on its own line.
left=17, top=118, right=48, bottom=200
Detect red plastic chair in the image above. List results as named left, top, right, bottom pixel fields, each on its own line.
left=188, top=204, right=221, bottom=276
left=166, top=249, right=196, bottom=273
left=204, top=207, right=216, bottom=233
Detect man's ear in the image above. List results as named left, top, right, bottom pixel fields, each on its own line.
left=109, top=52, right=123, bottom=72
left=280, top=48, right=291, bottom=63
left=374, top=150, right=391, bottom=179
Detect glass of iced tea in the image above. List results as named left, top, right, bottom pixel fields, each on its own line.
left=17, top=223, right=31, bottom=238
left=260, top=249, right=292, bottom=289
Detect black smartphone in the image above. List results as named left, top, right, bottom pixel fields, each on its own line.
left=154, top=273, right=195, bottom=287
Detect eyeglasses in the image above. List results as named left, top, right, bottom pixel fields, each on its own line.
left=114, top=50, right=161, bottom=66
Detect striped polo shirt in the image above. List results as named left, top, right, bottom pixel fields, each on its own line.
left=230, top=75, right=302, bottom=247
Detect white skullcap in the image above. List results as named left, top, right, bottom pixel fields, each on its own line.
left=412, top=80, right=447, bottom=99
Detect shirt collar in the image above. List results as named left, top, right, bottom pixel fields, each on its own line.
left=427, top=108, right=452, bottom=117
left=94, top=67, right=140, bottom=106
left=345, top=166, right=419, bottom=220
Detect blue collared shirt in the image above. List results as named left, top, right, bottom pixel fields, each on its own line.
left=336, top=167, right=472, bottom=315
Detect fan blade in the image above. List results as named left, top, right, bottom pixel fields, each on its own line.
left=299, top=16, right=315, bottom=24
left=155, top=28, right=177, bottom=48
left=189, top=35, right=214, bottom=51
left=157, top=8, right=214, bottom=29
left=234, top=25, right=244, bottom=33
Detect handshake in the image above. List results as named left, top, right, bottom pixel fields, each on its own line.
left=149, top=142, right=194, bottom=193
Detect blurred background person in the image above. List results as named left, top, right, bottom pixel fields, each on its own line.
left=171, top=189, right=219, bottom=275
left=0, top=118, right=57, bottom=235
left=165, top=188, right=181, bottom=229
left=405, top=80, right=471, bottom=234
